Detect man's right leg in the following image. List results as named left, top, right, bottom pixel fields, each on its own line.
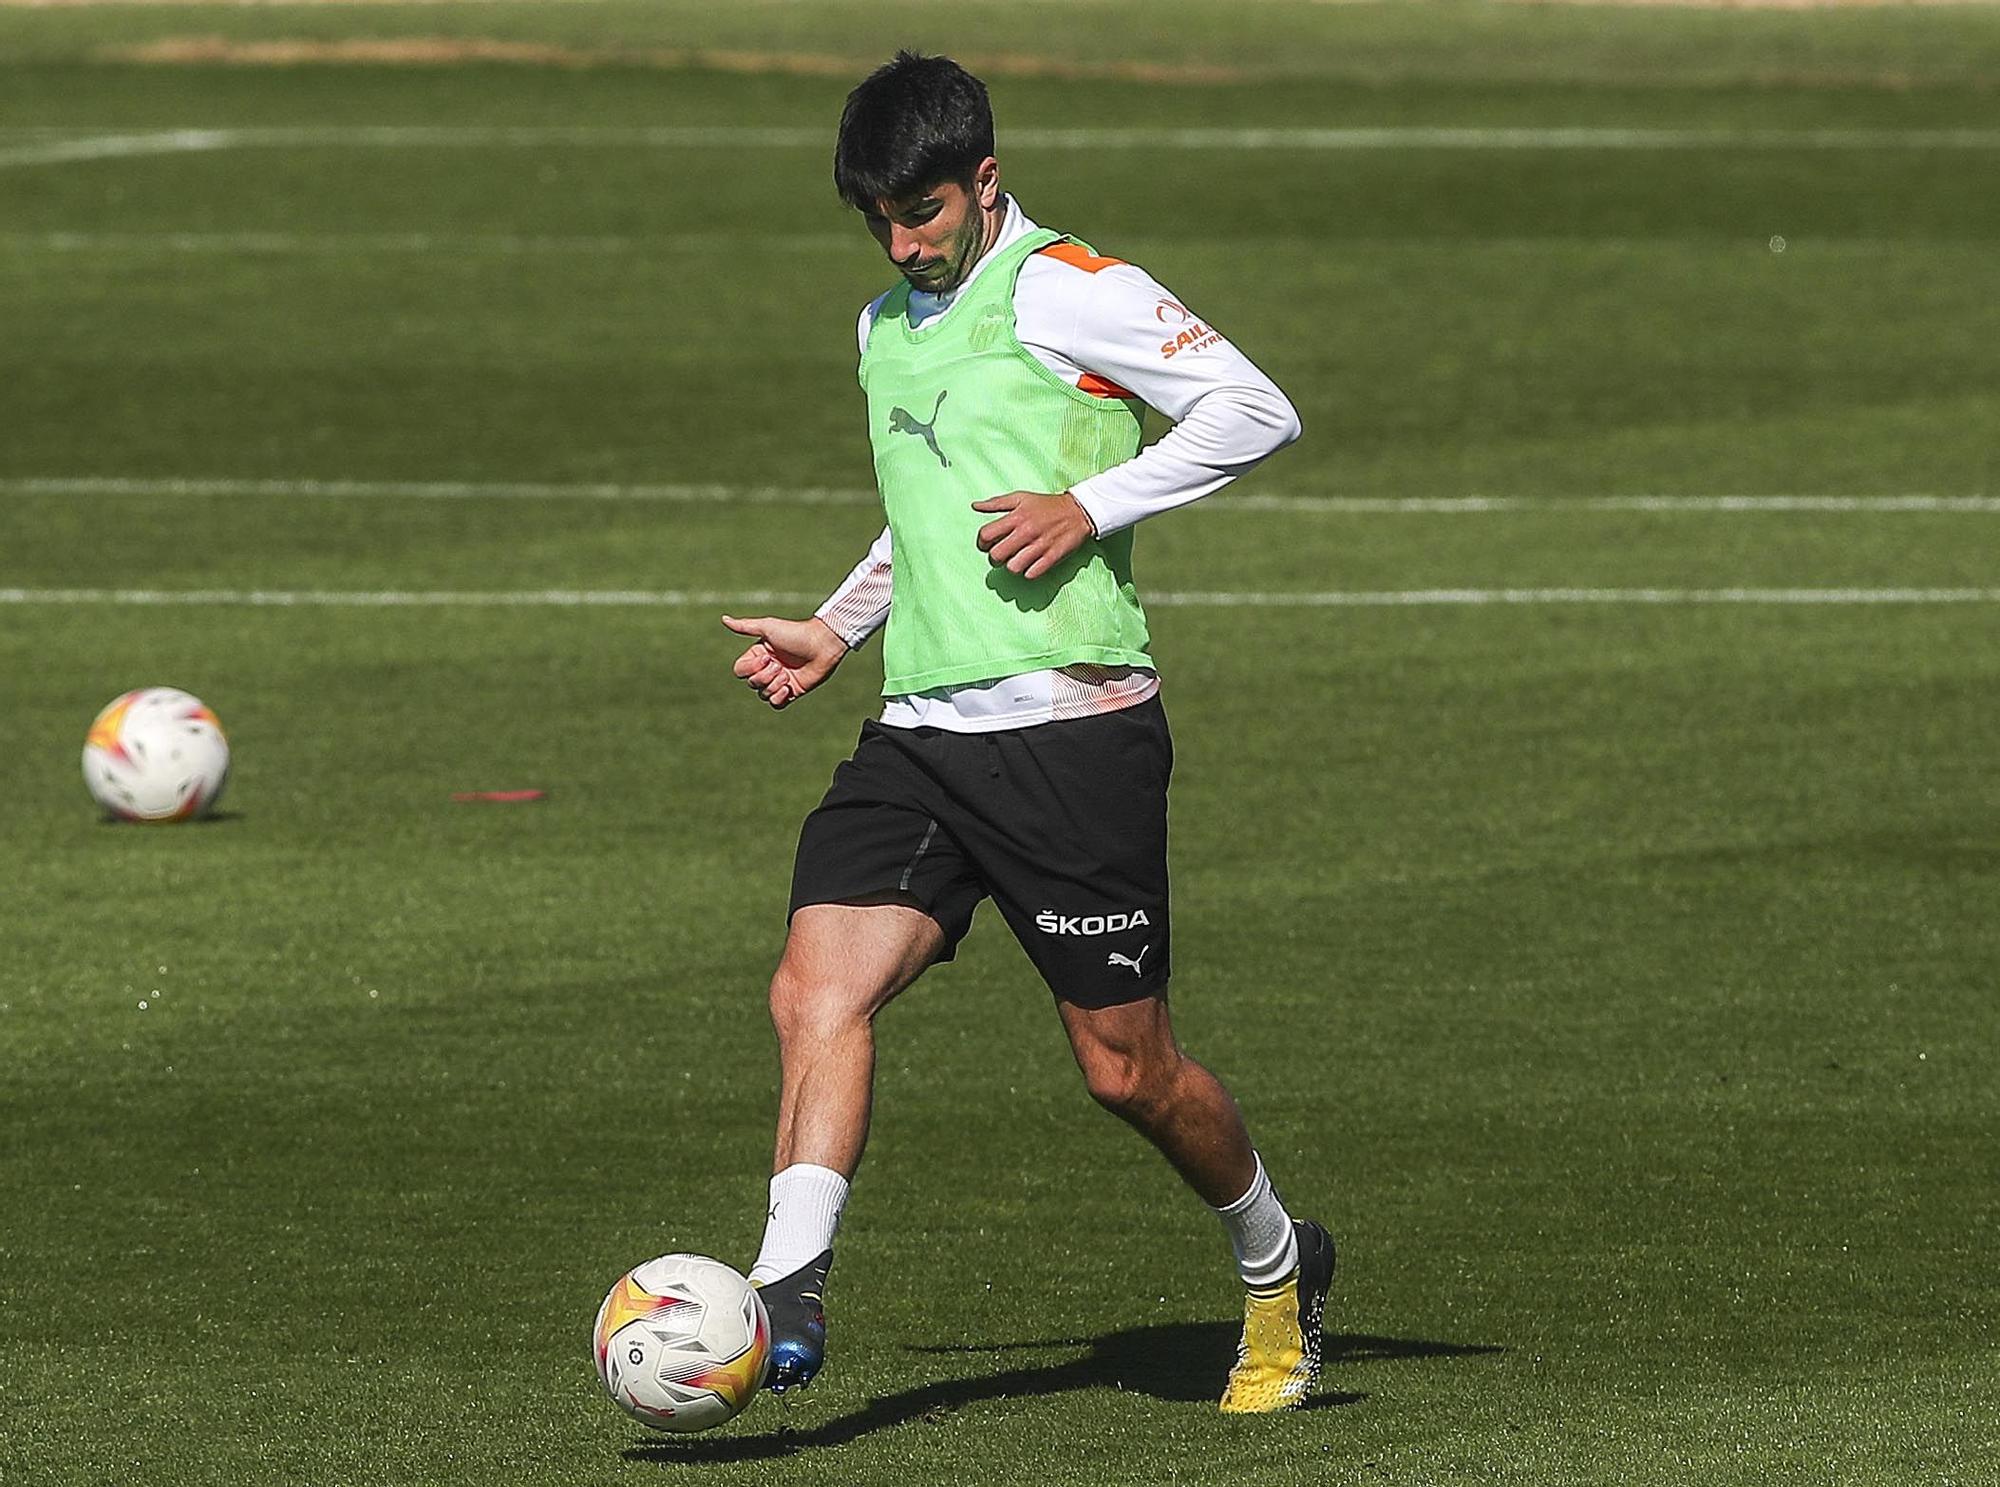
left=750, top=902, right=947, bottom=1390
left=766, top=902, right=946, bottom=1177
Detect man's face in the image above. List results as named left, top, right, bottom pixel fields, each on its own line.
left=864, top=159, right=1000, bottom=294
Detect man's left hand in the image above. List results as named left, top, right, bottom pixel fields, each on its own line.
left=972, top=491, right=1096, bottom=580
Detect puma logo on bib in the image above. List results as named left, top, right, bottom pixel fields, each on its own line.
left=888, top=389, right=950, bottom=468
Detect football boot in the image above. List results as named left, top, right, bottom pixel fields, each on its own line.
left=1219, top=1219, right=1336, bottom=1413
left=754, top=1248, right=831, bottom=1393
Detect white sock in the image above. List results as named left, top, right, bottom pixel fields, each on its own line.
left=748, top=1163, right=849, bottom=1286
left=1216, top=1154, right=1299, bottom=1288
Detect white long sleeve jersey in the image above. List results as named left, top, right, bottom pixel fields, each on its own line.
left=817, top=196, right=1301, bottom=732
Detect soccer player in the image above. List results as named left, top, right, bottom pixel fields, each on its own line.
left=722, top=51, right=1330, bottom=1413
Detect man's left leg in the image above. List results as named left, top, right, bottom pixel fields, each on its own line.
left=959, top=698, right=1333, bottom=1408
left=1058, top=996, right=1335, bottom=1413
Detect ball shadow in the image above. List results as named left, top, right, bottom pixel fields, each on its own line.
left=95, top=809, right=244, bottom=827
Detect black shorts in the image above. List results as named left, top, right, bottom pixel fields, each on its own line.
left=789, top=697, right=1173, bottom=1008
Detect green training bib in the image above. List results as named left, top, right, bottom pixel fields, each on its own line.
left=860, top=228, right=1154, bottom=696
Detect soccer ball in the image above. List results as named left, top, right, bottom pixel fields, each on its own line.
left=592, top=1255, right=770, bottom=1433
left=81, top=688, right=232, bottom=823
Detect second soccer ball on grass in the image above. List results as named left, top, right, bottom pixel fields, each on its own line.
left=81, top=687, right=231, bottom=822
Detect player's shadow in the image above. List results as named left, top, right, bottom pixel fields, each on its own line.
left=622, top=1322, right=1502, bottom=1465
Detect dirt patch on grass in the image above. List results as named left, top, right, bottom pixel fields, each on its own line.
left=98, top=36, right=1255, bottom=83
left=1494, top=0, right=1996, bottom=7
left=20, top=0, right=1993, bottom=5
left=109, top=36, right=661, bottom=66
left=5, top=1, right=521, bottom=7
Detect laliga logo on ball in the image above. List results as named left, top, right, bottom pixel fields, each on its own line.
left=82, top=687, right=232, bottom=823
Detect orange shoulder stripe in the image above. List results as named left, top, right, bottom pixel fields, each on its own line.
left=1077, top=372, right=1135, bottom=399
left=1036, top=241, right=1126, bottom=274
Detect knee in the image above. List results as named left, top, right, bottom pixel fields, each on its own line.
left=1079, top=1045, right=1177, bottom=1126
left=767, top=960, right=866, bottom=1048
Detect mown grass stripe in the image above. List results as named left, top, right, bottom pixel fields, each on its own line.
left=6, top=587, right=1998, bottom=609
left=4, top=124, right=1998, bottom=172
left=0, top=229, right=852, bottom=255
left=4, top=477, right=1991, bottom=513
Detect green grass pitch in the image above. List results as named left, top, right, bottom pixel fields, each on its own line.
left=2, top=4, right=1997, bottom=1484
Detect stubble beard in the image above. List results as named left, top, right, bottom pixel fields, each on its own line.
left=905, top=209, right=989, bottom=295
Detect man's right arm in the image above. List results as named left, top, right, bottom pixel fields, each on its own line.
left=722, top=527, right=891, bottom=710
left=815, top=297, right=899, bottom=650
left=723, top=301, right=897, bottom=711
left=814, top=525, right=894, bottom=649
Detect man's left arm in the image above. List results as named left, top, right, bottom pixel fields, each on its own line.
left=973, top=261, right=1302, bottom=576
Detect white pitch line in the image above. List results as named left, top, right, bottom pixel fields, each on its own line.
left=4, top=588, right=1997, bottom=610
left=1015, top=126, right=2000, bottom=151
left=0, top=588, right=822, bottom=609
left=1539, top=494, right=2000, bottom=513
left=0, top=231, right=1991, bottom=260
left=0, top=476, right=880, bottom=505
left=1228, top=493, right=2000, bottom=514
left=2, top=124, right=1997, bottom=171
left=0, top=129, right=236, bottom=168
left=1152, top=587, right=2000, bottom=607
left=3, top=477, right=1994, bottom=513
left=0, top=230, right=853, bottom=256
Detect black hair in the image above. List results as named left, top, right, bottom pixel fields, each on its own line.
left=833, top=51, right=995, bottom=213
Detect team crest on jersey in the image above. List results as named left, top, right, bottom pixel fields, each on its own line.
left=968, top=309, right=1009, bottom=351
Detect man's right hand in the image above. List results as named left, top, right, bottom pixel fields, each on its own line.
left=722, top=614, right=850, bottom=710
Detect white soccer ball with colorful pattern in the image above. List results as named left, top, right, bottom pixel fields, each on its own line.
left=81, top=688, right=232, bottom=823
left=593, top=1255, right=771, bottom=1433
